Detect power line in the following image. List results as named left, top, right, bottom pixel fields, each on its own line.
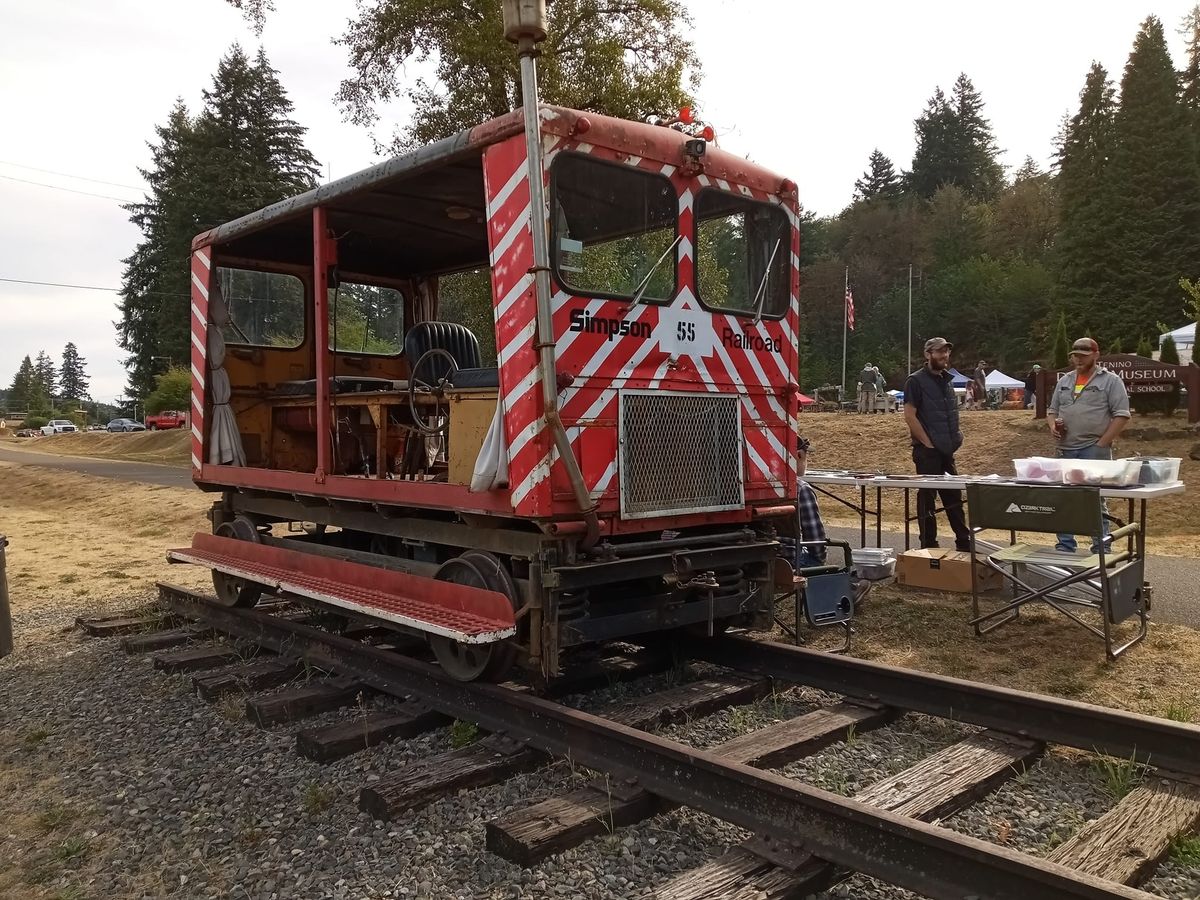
left=0, top=276, right=189, bottom=298
left=0, top=174, right=137, bottom=203
left=0, top=159, right=147, bottom=192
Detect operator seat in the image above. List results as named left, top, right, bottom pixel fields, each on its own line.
left=404, top=321, right=499, bottom=389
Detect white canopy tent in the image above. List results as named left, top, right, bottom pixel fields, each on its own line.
left=1159, top=322, right=1195, bottom=365
left=984, top=370, right=1024, bottom=389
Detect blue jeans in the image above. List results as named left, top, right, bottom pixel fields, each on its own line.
left=1056, top=444, right=1111, bottom=554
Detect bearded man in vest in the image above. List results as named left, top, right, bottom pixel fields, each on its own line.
left=903, top=337, right=972, bottom=551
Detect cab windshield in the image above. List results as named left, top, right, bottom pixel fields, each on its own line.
left=695, top=191, right=789, bottom=319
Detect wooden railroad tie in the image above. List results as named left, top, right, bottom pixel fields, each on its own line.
left=78, top=612, right=177, bottom=637
left=359, top=674, right=772, bottom=822
left=121, top=624, right=214, bottom=654
left=296, top=704, right=450, bottom=763
left=152, top=643, right=249, bottom=674
left=485, top=701, right=896, bottom=866
left=1048, top=771, right=1200, bottom=887
left=246, top=677, right=370, bottom=728
left=654, top=730, right=1045, bottom=899
left=192, top=658, right=309, bottom=702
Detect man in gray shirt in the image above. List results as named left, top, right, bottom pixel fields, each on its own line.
left=1047, top=336, right=1131, bottom=553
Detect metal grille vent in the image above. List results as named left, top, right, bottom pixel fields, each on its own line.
left=619, top=391, right=744, bottom=519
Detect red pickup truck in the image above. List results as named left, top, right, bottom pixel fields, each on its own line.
left=145, top=410, right=188, bottom=431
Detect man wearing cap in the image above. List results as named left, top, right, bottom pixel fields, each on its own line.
left=904, top=337, right=972, bottom=551
left=858, top=363, right=876, bottom=413
left=1048, top=337, right=1131, bottom=553
left=1024, top=364, right=1042, bottom=409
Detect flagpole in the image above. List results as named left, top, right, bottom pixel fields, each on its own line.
left=907, top=263, right=913, bottom=375
left=841, top=265, right=848, bottom=401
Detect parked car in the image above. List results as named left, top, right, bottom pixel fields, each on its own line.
left=145, top=410, right=188, bottom=431
left=41, top=419, right=79, bottom=435
left=106, top=418, right=146, bottom=433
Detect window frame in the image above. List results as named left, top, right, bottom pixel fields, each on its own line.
left=215, top=263, right=309, bottom=351
left=549, top=151, right=679, bottom=306
left=692, top=188, right=791, bottom=322
left=327, top=279, right=408, bottom=358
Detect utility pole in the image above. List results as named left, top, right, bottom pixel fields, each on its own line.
left=841, top=265, right=849, bottom=401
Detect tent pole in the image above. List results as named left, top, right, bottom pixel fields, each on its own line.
left=907, top=263, right=912, bottom=375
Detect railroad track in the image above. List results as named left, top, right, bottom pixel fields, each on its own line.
left=73, top=583, right=1200, bottom=900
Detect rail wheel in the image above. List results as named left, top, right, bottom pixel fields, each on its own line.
left=429, top=551, right=518, bottom=682
left=211, top=516, right=263, bottom=608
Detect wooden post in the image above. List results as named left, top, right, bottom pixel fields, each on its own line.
left=1034, top=369, right=1053, bottom=419
left=1188, top=363, right=1200, bottom=424
left=0, top=535, right=12, bottom=658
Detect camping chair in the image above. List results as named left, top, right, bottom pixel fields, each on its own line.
left=774, top=538, right=861, bottom=652
left=966, top=483, right=1147, bottom=661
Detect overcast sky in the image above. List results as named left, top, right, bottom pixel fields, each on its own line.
left=1, top=0, right=1195, bottom=403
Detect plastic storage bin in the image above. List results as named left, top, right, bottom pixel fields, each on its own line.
left=1013, top=457, right=1064, bottom=483
left=1129, top=456, right=1182, bottom=485
left=851, top=547, right=896, bottom=581
left=1059, top=458, right=1141, bottom=487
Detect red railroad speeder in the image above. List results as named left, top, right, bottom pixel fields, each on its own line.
left=169, top=34, right=801, bottom=682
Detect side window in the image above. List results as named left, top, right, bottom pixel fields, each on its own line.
left=551, top=153, right=677, bottom=303
left=695, top=191, right=790, bottom=319
left=329, top=282, right=405, bottom=355
left=438, top=268, right=496, bottom=366
left=217, top=268, right=305, bottom=348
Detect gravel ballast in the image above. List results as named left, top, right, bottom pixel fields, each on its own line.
left=2, top=605, right=1200, bottom=899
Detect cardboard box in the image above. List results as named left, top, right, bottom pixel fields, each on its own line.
left=895, top=549, right=1004, bottom=593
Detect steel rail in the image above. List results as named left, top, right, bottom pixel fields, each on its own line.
left=687, top=635, right=1200, bottom=774
left=157, top=583, right=1151, bottom=900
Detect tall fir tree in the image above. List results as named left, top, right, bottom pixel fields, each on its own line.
left=118, top=46, right=319, bottom=398
left=59, top=343, right=90, bottom=401
left=1056, top=63, right=1119, bottom=327
left=34, top=350, right=57, bottom=400
left=853, top=150, right=900, bottom=203
left=7, top=356, right=37, bottom=412
left=1051, top=311, right=1070, bottom=368
left=907, top=75, right=1004, bottom=200
left=1182, top=5, right=1200, bottom=117
left=1109, top=16, right=1200, bottom=337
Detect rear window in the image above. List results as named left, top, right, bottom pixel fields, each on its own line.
left=695, top=191, right=790, bottom=319
left=217, top=268, right=305, bottom=348
left=329, top=282, right=405, bottom=355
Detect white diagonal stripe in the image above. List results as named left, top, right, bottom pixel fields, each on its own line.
left=590, top=459, right=617, bottom=498
left=497, top=319, right=536, bottom=368
left=678, top=189, right=693, bottom=213
left=190, top=272, right=209, bottom=301
left=191, top=364, right=205, bottom=390
left=192, top=424, right=203, bottom=442
left=496, top=273, right=534, bottom=321
left=678, top=236, right=693, bottom=261
left=508, top=417, right=544, bottom=460
left=191, top=390, right=202, bottom=414
left=661, top=164, right=677, bottom=177
left=191, top=301, right=207, bottom=331
left=195, top=248, right=210, bottom=269
left=191, top=331, right=205, bottom=356
left=191, top=452, right=202, bottom=470
left=487, top=164, right=528, bottom=218
left=511, top=450, right=553, bottom=506
left=503, top=368, right=540, bottom=413
left=490, top=204, right=530, bottom=268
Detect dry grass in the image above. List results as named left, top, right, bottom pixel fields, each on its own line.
left=801, top=410, right=1199, bottom=555
left=3, top=429, right=190, bottom=465
left=795, top=583, right=1200, bottom=723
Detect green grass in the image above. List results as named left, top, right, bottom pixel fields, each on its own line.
left=1170, top=833, right=1200, bottom=866
left=1159, top=697, right=1196, bottom=723
left=23, top=726, right=52, bottom=748
left=1092, top=750, right=1144, bottom=800
left=35, top=807, right=71, bottom=833
left=52, top=836, right=89, bottom=862
left=449, top=719, right=479, bottom=749
left=55, top=885, right=87, bottom=900
left=301, top=782, right=334, bottom=815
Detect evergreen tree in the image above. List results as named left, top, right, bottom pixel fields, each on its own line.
left=59, top=343, right=89, bottom=402
left=908, top=75, right=1004, bottom=200
left=7, top=356, right=36, bottom=412
left=34, top=350, right=57, bottom=400
left=1136, top=335, right=1154, bottom=357
left=118, top=46, right=319, bottom=398
left=853, top=150, right=900, bottom=203
left=1109, top=16, right=1200, bottom=336
left=1056, top=63, right=1119, bottom=325
left=1182, top=5, right=1200, bottom=117
left=1159, top=333, right=1181, bottom=415
left=1051, top=311, right=1070, bottom=367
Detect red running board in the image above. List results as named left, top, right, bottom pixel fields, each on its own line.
left=168, top=533, right=516, bottom=644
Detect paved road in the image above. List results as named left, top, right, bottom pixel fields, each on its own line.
left=0, top=443, right=193, bottom=488
left=3, top=442, right=1196, bottom=628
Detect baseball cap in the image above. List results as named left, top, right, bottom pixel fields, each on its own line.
left=924, top=337, right=952, bottom=351
left=1069, top=338, right=1099, bottom=355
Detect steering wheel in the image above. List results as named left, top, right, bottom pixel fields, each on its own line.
left=408, top=348, right=459, bottom=435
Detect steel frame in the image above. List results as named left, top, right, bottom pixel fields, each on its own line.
left=158, top=583, right=1153, bottom=900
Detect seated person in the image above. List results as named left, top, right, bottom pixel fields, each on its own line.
left=796, top=435, right=829, bottom=566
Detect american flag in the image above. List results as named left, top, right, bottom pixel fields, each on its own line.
left=845, top=285, right=855, bottom=331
